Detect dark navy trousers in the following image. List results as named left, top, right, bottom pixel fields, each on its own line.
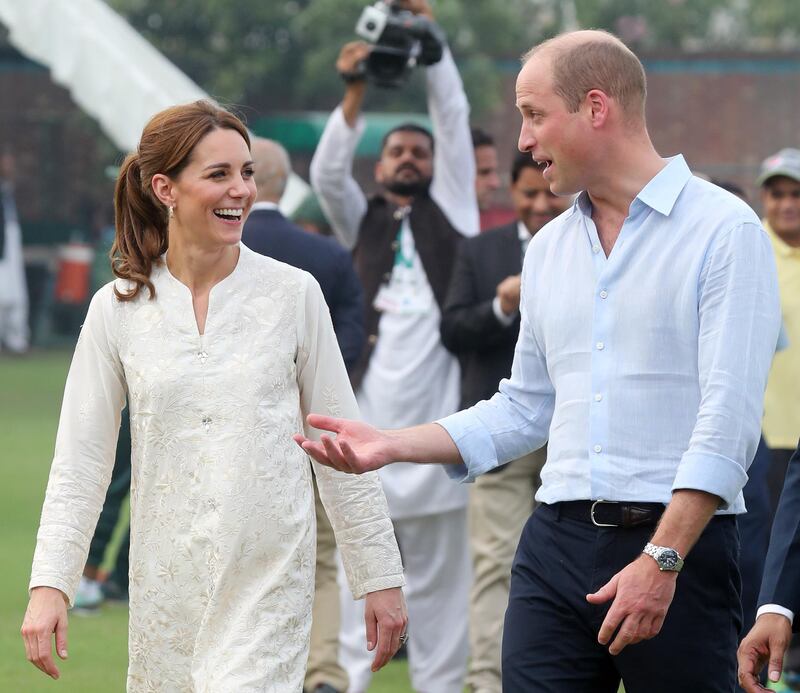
left=502, top=503, right=741, bottom=692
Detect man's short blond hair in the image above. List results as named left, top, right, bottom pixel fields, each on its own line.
left=523, top=30, right=647, bottom=120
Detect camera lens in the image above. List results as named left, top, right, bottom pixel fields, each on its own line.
left=366, top=21, right=376, bottom=31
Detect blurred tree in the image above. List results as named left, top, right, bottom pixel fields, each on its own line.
left=106, top=0, right=558, bottom=118
left=107, top=0, right=800, bottom=119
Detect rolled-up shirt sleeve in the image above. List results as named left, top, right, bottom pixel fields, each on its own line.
left=672, top=222, right=781, bottom=507
left=438, top=257, right=554, bottom=482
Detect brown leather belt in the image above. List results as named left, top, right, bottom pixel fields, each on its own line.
left=555, top=500, right=666, bottom=528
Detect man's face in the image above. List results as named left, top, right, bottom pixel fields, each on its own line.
left=474, top=144, right=501, bottom=210
left=761, top=176, right=800, bottom=240
left=515, top=56, right=587, bottom=195
left=512, top=165, right=572, bottom=235
left=375, top=130, right=433, bottom=197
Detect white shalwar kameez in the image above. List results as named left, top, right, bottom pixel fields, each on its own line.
left=311, top=47, right=478, bottom=693
left=29, top=245, right=404, bottom=692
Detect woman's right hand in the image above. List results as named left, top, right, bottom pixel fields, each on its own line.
left=21, top=586, right=69, bottom=679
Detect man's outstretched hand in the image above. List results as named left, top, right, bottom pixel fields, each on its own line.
left=293, top=415, right=393, bottom=474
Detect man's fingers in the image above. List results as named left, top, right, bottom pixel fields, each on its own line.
left=298, top=440, right=334, bottom=467
left=586, top=574, right=618, bottom=605
left=767, top=640, right=787, bottom=683
left=339, top=439, right=367, bottom=473
left=321, top=435, right=352, bottom=472
left=306, top=414, right=344, bottom=434
left=607, top=615, right=642, bottom=655
left=596, top=601, right=624, bottom=645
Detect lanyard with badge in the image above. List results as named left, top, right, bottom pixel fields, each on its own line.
left=373, top=205, right=433, bottom=315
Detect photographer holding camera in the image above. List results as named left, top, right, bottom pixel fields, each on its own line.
left=310, top=1, right=478, bottom=691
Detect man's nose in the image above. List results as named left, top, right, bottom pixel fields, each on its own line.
left=518, top=128, right=535, bottom=153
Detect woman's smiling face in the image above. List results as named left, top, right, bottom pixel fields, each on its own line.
left=162, top=127, right=256, bottom=249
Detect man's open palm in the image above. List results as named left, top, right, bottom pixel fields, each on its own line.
left=293, top=415, right=393, bottom=474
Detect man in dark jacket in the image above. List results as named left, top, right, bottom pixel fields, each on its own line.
left=242, top=138, right=364, bottom=373
left=242, top=137, right=364, bottom=693
left=440, top=152, right=571, bottom=693
left=738, top=440, right=800, bottom=692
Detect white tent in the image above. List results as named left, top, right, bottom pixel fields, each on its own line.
left=0, top=0, right=309, bottom=212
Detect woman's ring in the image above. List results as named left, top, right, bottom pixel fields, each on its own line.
left=399, top=632, right=409, bottom=645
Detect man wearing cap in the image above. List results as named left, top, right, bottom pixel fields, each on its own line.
left=758, top=149, right=800, bottom=504
left=754, top=148, right=800, bottom=688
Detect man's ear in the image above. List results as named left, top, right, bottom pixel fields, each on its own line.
left=585, top=89, right=610, bottom=129
left=374, top=160, right=385, bottom=185
left=151, top=173, right=175, bottom=208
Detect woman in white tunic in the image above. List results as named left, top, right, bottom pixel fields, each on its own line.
left=21, top=101, right=406, bottom=692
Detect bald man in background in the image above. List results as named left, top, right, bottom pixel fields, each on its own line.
left=242, top=138, right=365, bottom=693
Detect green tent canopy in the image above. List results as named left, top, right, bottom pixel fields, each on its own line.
left=251, top=112, right=433, bottom=156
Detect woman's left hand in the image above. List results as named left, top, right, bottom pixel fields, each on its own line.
left=363, top=587, right=408, bottom=672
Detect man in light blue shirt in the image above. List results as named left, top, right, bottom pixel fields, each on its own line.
left=296, top=29, right=781, bottom=691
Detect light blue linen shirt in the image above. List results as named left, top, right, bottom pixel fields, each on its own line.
left=439, top=155, right=781, bottom=513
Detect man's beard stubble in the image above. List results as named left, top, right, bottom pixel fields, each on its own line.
left=383, top=176, right=432, bottom=198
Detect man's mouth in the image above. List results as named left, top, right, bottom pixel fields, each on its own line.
left=213, top=208, right=244, bottom=222
left=534, top=157, right=553, bottom=175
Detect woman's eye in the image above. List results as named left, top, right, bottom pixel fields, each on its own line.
left=243, top=168, right=255, bottom=178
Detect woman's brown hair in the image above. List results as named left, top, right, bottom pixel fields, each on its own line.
left=111, top=100, right=250, bottom=301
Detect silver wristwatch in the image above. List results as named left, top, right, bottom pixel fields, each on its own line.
left=642, top=542, right=684, bottom=572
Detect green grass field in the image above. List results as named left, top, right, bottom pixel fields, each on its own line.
left=0, top=351, right=412, bottom=692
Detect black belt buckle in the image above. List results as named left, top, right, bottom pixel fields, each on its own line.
left=590, top=499, right=620, bottom=527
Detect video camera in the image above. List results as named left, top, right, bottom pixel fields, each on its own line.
left=354, top=1, right=446, bottom=88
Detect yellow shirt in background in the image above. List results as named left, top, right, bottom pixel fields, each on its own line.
left=762, top=221, right=800, bottom=450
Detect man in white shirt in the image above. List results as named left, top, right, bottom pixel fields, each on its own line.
left=309, top=2, right=478, bottom=691
left=300, top=29, right=780, bottom=691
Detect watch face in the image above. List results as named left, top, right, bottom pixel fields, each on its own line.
left=659, top=549, right=679, bottom=569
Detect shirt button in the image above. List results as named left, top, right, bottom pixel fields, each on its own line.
left=599, top=290, right=608, bottom=299
left=202, top=416, right=212, bottom=432
left=593, top=444, right=602, bottom=453
left=596, top=341, right=604, bottom=350
left=594, top=393, right=603, bottom=402
left=592, top=245, right=601, bottom=254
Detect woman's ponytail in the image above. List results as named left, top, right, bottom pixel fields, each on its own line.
left=110, top=153, right=168, bottom=301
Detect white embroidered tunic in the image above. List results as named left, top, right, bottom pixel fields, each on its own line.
left=29, top=244, right=403, bottom=692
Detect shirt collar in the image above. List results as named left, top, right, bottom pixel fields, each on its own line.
left=572, top=154, right=693, bottom=219
left=251, top=201, right=280, bottom=212
left=517, top=220, right=531, bottom=242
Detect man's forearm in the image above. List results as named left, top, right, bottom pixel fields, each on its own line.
left=384, top=423, right=463, bottom=465
left=650, top=489, right=721, bottom=557
left=342, top=82, right=366, bottom=128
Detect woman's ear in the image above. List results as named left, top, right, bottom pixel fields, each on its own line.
left=151, top=173, right=175, bottom=208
